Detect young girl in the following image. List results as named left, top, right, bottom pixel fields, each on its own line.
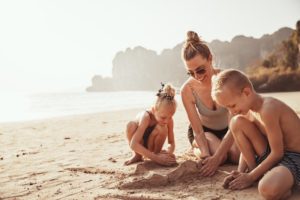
left=124, top=83, right=177, bottom=166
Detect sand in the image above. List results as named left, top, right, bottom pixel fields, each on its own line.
left=0, top=93, right=300, bottom=200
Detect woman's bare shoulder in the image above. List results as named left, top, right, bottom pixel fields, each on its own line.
left=180, top=78, right=193, bottom=94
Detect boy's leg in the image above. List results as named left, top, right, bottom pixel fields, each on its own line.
left=230, top=115, right=268, bottom=170
left=124, top=121, right=143, bottom=165
left=228, top=143, right=240, bottom=164
left=258, top=166, right=294, bottom=200
left=147, top=125, right=168, bottom=154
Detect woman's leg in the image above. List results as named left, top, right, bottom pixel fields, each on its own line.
left=124, top=121, right=143, bottom=165
left=258, top=166, right=294, bottom=200
left=230, top=115, right=268, bottom=170
left=192, top=132, right=227, bottom=163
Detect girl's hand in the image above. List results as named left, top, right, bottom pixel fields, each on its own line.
left=155, top=152, right=177, bottom=166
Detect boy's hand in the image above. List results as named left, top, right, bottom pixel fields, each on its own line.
left=223, top=170, right=240, bottom=189
left=228, top=172, right=254, bottom=190
left=199, top=155, right=220, bottom=176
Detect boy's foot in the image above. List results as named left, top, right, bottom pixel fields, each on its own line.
left=124, top=154, right=143, bottom=165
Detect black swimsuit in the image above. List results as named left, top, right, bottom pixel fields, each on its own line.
left=256, top=145, right=300, bottom=186
left=187, top=124, right=228, bottom=145
left=142, top=111, right=156, bottom=148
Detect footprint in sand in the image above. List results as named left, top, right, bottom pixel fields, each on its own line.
left=119, top=160, right=202, bottom=189
left=66, top=167, right=116, bottom=174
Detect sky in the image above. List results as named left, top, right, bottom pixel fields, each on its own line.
left=0, top=0, right=300, bottom=93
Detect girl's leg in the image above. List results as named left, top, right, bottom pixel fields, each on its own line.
left=124, top=121, right=143, bottom=165
left=230, top=115, right=268, bottom=170
left=258, top=166, right=294, bottom=200
left=147, top=125, right=168, bottom=154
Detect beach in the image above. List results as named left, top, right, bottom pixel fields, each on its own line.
left=0, top=92, right=300, bottom=200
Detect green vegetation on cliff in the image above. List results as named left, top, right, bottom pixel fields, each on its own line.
left=248, top=20, right=300, bottom=92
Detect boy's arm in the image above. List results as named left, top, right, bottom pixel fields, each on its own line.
left=167, top=118, right=175, bottom=154
left=228, top=108, right=284, bottom=190
left=238, top=154, right=248, bottom=172
left=200, top=112, right=235, bottom=176
left=248, top=109, right=284, bottom=181
left=200, top=130, right=235, bottom=176
left=213, top=112, right=235, bottom=162
left=213, top=129, right=234, bottom=163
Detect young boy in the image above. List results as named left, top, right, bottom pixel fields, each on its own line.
left=211, top=69, right=300, bottom=200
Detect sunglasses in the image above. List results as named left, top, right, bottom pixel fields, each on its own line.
left=187, top=67, right=206, bottom=77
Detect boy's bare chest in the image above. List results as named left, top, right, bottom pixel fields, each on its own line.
left=249, top=111, right=267, bottom=135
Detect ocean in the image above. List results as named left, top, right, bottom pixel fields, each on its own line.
left=0, top=91, right=159, bottom=123
left=0, top=91, right=299, bottom=123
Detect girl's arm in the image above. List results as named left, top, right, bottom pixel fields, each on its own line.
left=166, top=118, right=175, bottom=154
left=181, top=85, right=210, bottom=158
left=130, top=112, right=158, bottom=160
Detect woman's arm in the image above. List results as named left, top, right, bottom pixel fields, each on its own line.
left=181, top=84, right=210, bottom=158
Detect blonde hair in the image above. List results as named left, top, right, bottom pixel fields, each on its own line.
left=211, top=69, right=254, bottom=100
left=182, top=31, right=212, bottom=61
left=155, top=83, right=177, bottom=110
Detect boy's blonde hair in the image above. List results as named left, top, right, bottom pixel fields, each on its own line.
left=155, top=83, right=177, bottom=111
left=212, top=69, right=254, bottom=100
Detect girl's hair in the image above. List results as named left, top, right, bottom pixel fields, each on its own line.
left=155, top=83, right=177, bottom=110
left=182, top=31, right=212, bottom=61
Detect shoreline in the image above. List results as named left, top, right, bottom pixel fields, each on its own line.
left=1, top=91, right=299, bottom=125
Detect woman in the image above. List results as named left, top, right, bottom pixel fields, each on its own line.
left=180, top=31, right=240, bottom=176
